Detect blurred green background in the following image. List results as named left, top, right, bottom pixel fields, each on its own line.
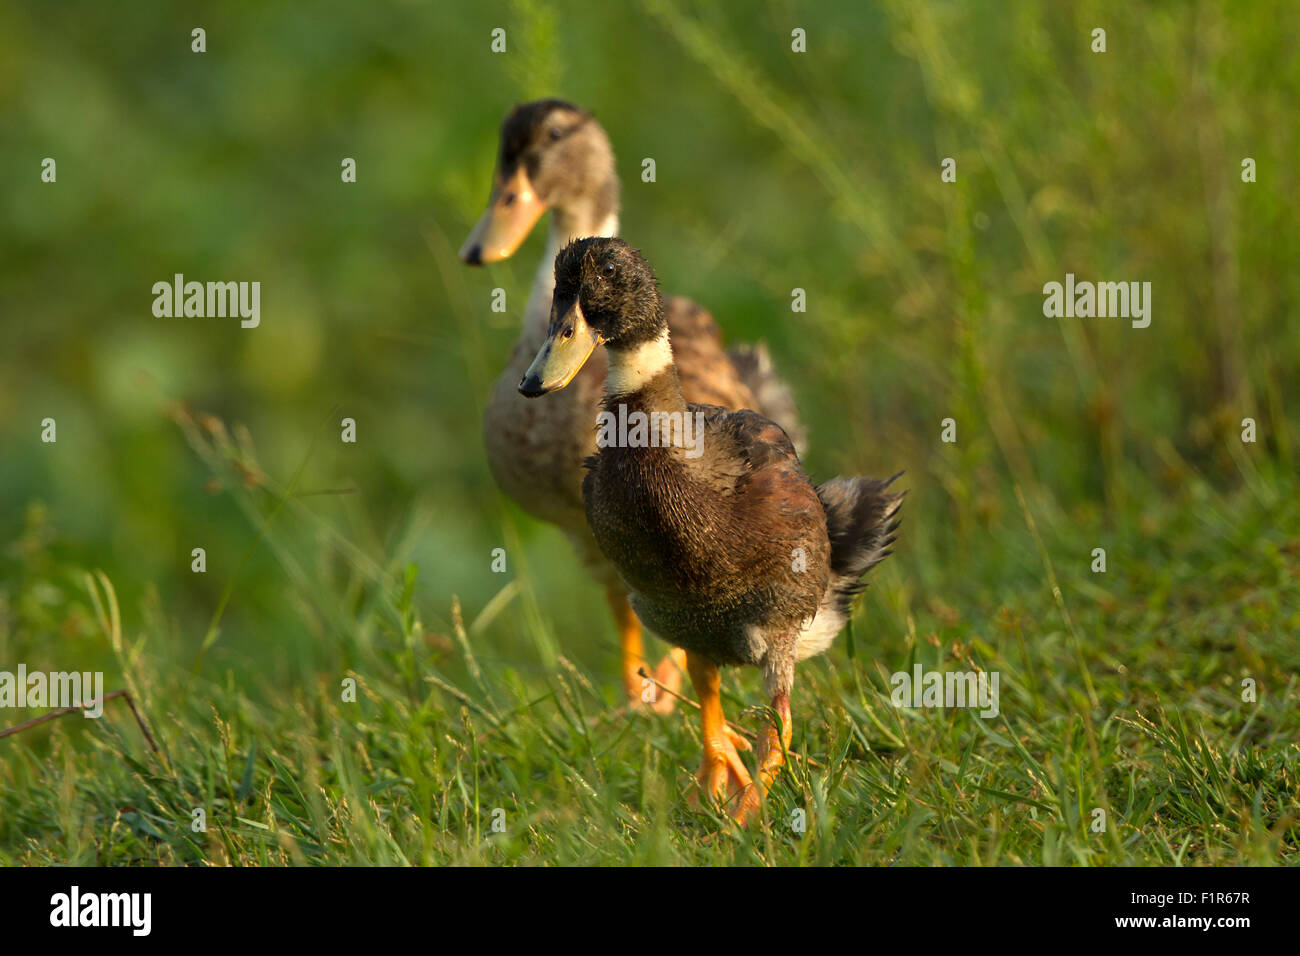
left=1, top=0, right=1296, bottom=716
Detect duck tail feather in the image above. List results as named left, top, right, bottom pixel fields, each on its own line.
left=816, top=472, right=905, bottom=613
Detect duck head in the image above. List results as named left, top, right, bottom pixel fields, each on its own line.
left=460, top=100, right=618, bottom=265
left=519, top=238, right=663, bottom=397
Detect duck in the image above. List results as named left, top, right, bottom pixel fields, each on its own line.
left=518, top=237, right=903, bottom=824
left=460, top=100, right=805, bottom=712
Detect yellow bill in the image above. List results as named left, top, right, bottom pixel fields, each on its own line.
left=459, top=165, right=548, bottom=265
left=518, top=297, right=601, bottom=397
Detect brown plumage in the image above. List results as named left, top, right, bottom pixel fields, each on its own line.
left=462, top=100, right=805, bottom=710
left=521, top=237, right=903, bottom=825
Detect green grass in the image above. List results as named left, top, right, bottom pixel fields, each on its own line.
left=2, top=432, right=1296, bottom=864
left=2, top=0, right=1299, bottom=865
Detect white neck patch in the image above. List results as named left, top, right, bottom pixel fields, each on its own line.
left=605, top=330, right=673, bottom=397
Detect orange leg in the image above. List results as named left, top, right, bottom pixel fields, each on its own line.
left=648, top=648, right=687, bottom=715
left=759, top=692, right=793, bottom=787
left=687, top=653, right=754, bottom=814
left=737, top=690, right=792, bottom=825
left=608, top=588, right=646, bottom=706
left=607, top=588, right=685, bottom=713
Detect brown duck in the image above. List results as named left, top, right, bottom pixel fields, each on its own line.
left=460, top=100, right=804, bottom=711
left=519, top=237, right=903, bottom=825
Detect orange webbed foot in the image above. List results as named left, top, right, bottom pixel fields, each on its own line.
left=691, top=723, right=754, bottom=812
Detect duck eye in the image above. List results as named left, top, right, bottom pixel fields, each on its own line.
left=561, top=326, right=574, bottom=340
left=549, top=126, right=563, bottom=140
left=604, top=262, right=616, bottom=275
left=502, top=192, right=517, bottom=207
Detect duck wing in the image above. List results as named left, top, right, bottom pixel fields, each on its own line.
left=689, top=404, right=831, bottom=629
left=666, top=297, right=806, bottom=455
left=723, top=342, right=807, bottom=457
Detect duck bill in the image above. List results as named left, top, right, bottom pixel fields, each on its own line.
left=458, top=166, right=547, bottom=264
left=518, top=299, right=601, bottom=397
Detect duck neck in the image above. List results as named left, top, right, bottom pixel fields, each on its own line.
left=602, top=328, right=688, bottom=417
left=600, top=330, right=704, bottom=463
left=522, top=204, right=620, bottom=347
